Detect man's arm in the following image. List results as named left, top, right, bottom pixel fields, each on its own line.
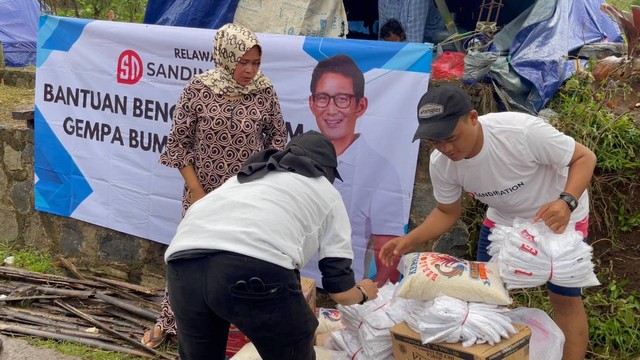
left=329, top=279, right=379, bottom=305
left=534, top=142, right=596, bottom=233
left=371, top=234, right=401, bottom=284
left=379, top=199, right=461, bottom=267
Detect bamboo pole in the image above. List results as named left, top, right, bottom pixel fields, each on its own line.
left=94, top=292, right=158, bottom=321
left=86, top=275, right=158, bottom=295
left=0, top=322, right=154, bottom=358
left=55, top=300, right=174, bottom=360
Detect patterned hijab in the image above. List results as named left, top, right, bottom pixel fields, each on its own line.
left=195, top=23, right=272, bottom=96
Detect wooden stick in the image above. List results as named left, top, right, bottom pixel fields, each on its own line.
left=55, top=300, right=174, bottom=360
left=103, top=308, right=155, bottom=330
left=0, top=266, right=104, bottom=289
left=95, top=285, right=162, bottom=312
left=0, top=308, right=87, bottom=331
left=0, top=295, right=66, bottom=302
left=0, top=319, right=113, bottom=341
left=85, top=275, right=158, bottom=295
left=55, top=256, right=87, bottom=280
left=0, top=321, right=154, bottom=358
left=94, top=292, right=158, bottom=321
left=32, top=285, right=94, bottom=298
left=2, top=306, right=92, bottom=327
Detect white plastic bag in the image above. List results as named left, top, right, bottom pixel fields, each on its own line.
left=507, top=307, right=564, bottom=360
left=488, top=219, right=600, bottom=289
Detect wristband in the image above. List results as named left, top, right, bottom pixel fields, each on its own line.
left=559, top=192, right=578, bottom=212
left=355, top=285, right=368, bottom=305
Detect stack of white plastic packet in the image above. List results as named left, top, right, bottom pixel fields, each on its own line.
left=329, top=283, right=403, bottom=360
left=404, top=295, right=517, bottom=347
left=488, top=218, right=600, bottom=289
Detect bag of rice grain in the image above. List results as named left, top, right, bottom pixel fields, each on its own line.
left=395, top=252, right=511, bottom=305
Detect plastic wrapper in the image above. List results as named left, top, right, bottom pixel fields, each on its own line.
left=507, top=307, right=564, bottom=360
left=404, top=295, right=516, bottom=347
left=488, top=219, right=600, bottom=289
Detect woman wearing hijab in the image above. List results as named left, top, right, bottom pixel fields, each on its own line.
left=142, top=23, right=287, bottom=348
left=166, top=131, right=378, bottom=360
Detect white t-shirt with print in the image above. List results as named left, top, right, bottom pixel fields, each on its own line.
left=430, top=112, right=589, bottom=226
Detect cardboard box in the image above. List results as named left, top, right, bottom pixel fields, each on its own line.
left=390, top=322, right=531, bottom=360
left=301, top=276, right=317, bottom=314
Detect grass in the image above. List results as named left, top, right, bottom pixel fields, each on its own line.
left=607, top=0, right=640, bottom=10
left=0, top=83, right=35, bottom=123
left=0, top=241, right=59, bottom=274
left=32, top=340, right=148, bottom=360
left=508, top=279, right=640, bottom=359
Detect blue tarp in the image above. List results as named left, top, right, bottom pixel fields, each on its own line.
left=491, top=0, right=622, bottom=112
left=143, top=0, right=239, bottom=29
left=0, top=0, right=39, bottom=67
left=143, top=0, right=622, bottom=112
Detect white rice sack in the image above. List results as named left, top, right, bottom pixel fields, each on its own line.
left=396, top=252, right=511, bottom=305
left=315, top=308, right=344, bottom=335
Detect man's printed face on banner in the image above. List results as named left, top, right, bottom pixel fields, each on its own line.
left=309, top=72, right=367, bottom=148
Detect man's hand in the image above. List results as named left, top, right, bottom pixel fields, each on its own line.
left=533, top=199, right=572, bottom=233
left=379, top=235, right=416, bottom=268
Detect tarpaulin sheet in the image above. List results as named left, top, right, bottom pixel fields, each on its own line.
left=0, top=0, right=39, bottom=67
left=143, top=0, right=239, bottom=29
left=492, top=0, right=622, bottom=112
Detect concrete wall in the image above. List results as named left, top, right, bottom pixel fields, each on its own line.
left=0, top=68, right=496, bottom=284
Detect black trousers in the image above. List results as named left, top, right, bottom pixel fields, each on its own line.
left=167, top=251, right=318, bottom=360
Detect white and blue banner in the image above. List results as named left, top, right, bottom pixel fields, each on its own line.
left=35, top=16, right=432, bottom=280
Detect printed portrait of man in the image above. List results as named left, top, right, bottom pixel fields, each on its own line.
left=303, top=54, right=406, bottom=285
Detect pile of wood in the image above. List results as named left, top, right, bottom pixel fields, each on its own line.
left=0, top=260, right=177, bottom=359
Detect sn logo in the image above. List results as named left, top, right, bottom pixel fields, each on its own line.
left=117, top=50, right=143, bottom=85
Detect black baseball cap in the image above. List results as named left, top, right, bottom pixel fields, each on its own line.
left=287, top=130, right=343, bottom=182
left=412, top=85, right=474, bottom=142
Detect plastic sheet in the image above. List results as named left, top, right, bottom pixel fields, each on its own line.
left=0, top=0, right=39, bottom=67
left=404, top=295, right=516, bottom=347
left=143, top=0, right=239, bottom=29
left=507, top=307, right=564, bottom=360
left=488, top=219, right=600, bottom=289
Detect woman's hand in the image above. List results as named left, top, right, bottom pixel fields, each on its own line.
left=356, top=279, right=379, bottom=302
left=189, top=187, right=206, bottom=205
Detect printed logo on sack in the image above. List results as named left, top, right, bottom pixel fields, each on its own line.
left=117, top=50, right=143, bottom=85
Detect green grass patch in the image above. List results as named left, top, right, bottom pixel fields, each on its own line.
left=0, top=242, right=59, bottom=274
left=546, top=73, right=640, bottom=238
left=506, top=278, right=640, bottom=359
left=32, top=339, right=148, bottom=360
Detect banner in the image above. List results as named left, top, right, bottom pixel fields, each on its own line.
left=35, top=16, right=432, bottom=283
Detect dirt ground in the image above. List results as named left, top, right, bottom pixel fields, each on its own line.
left=0, top=335, right=82, bottom=360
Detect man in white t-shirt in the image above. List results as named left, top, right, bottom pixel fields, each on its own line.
left=379, top=85, right=596, bottom=360
left=165, top=131, right=378, bottom=360
left=302, top=54, right=407, bottom=285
